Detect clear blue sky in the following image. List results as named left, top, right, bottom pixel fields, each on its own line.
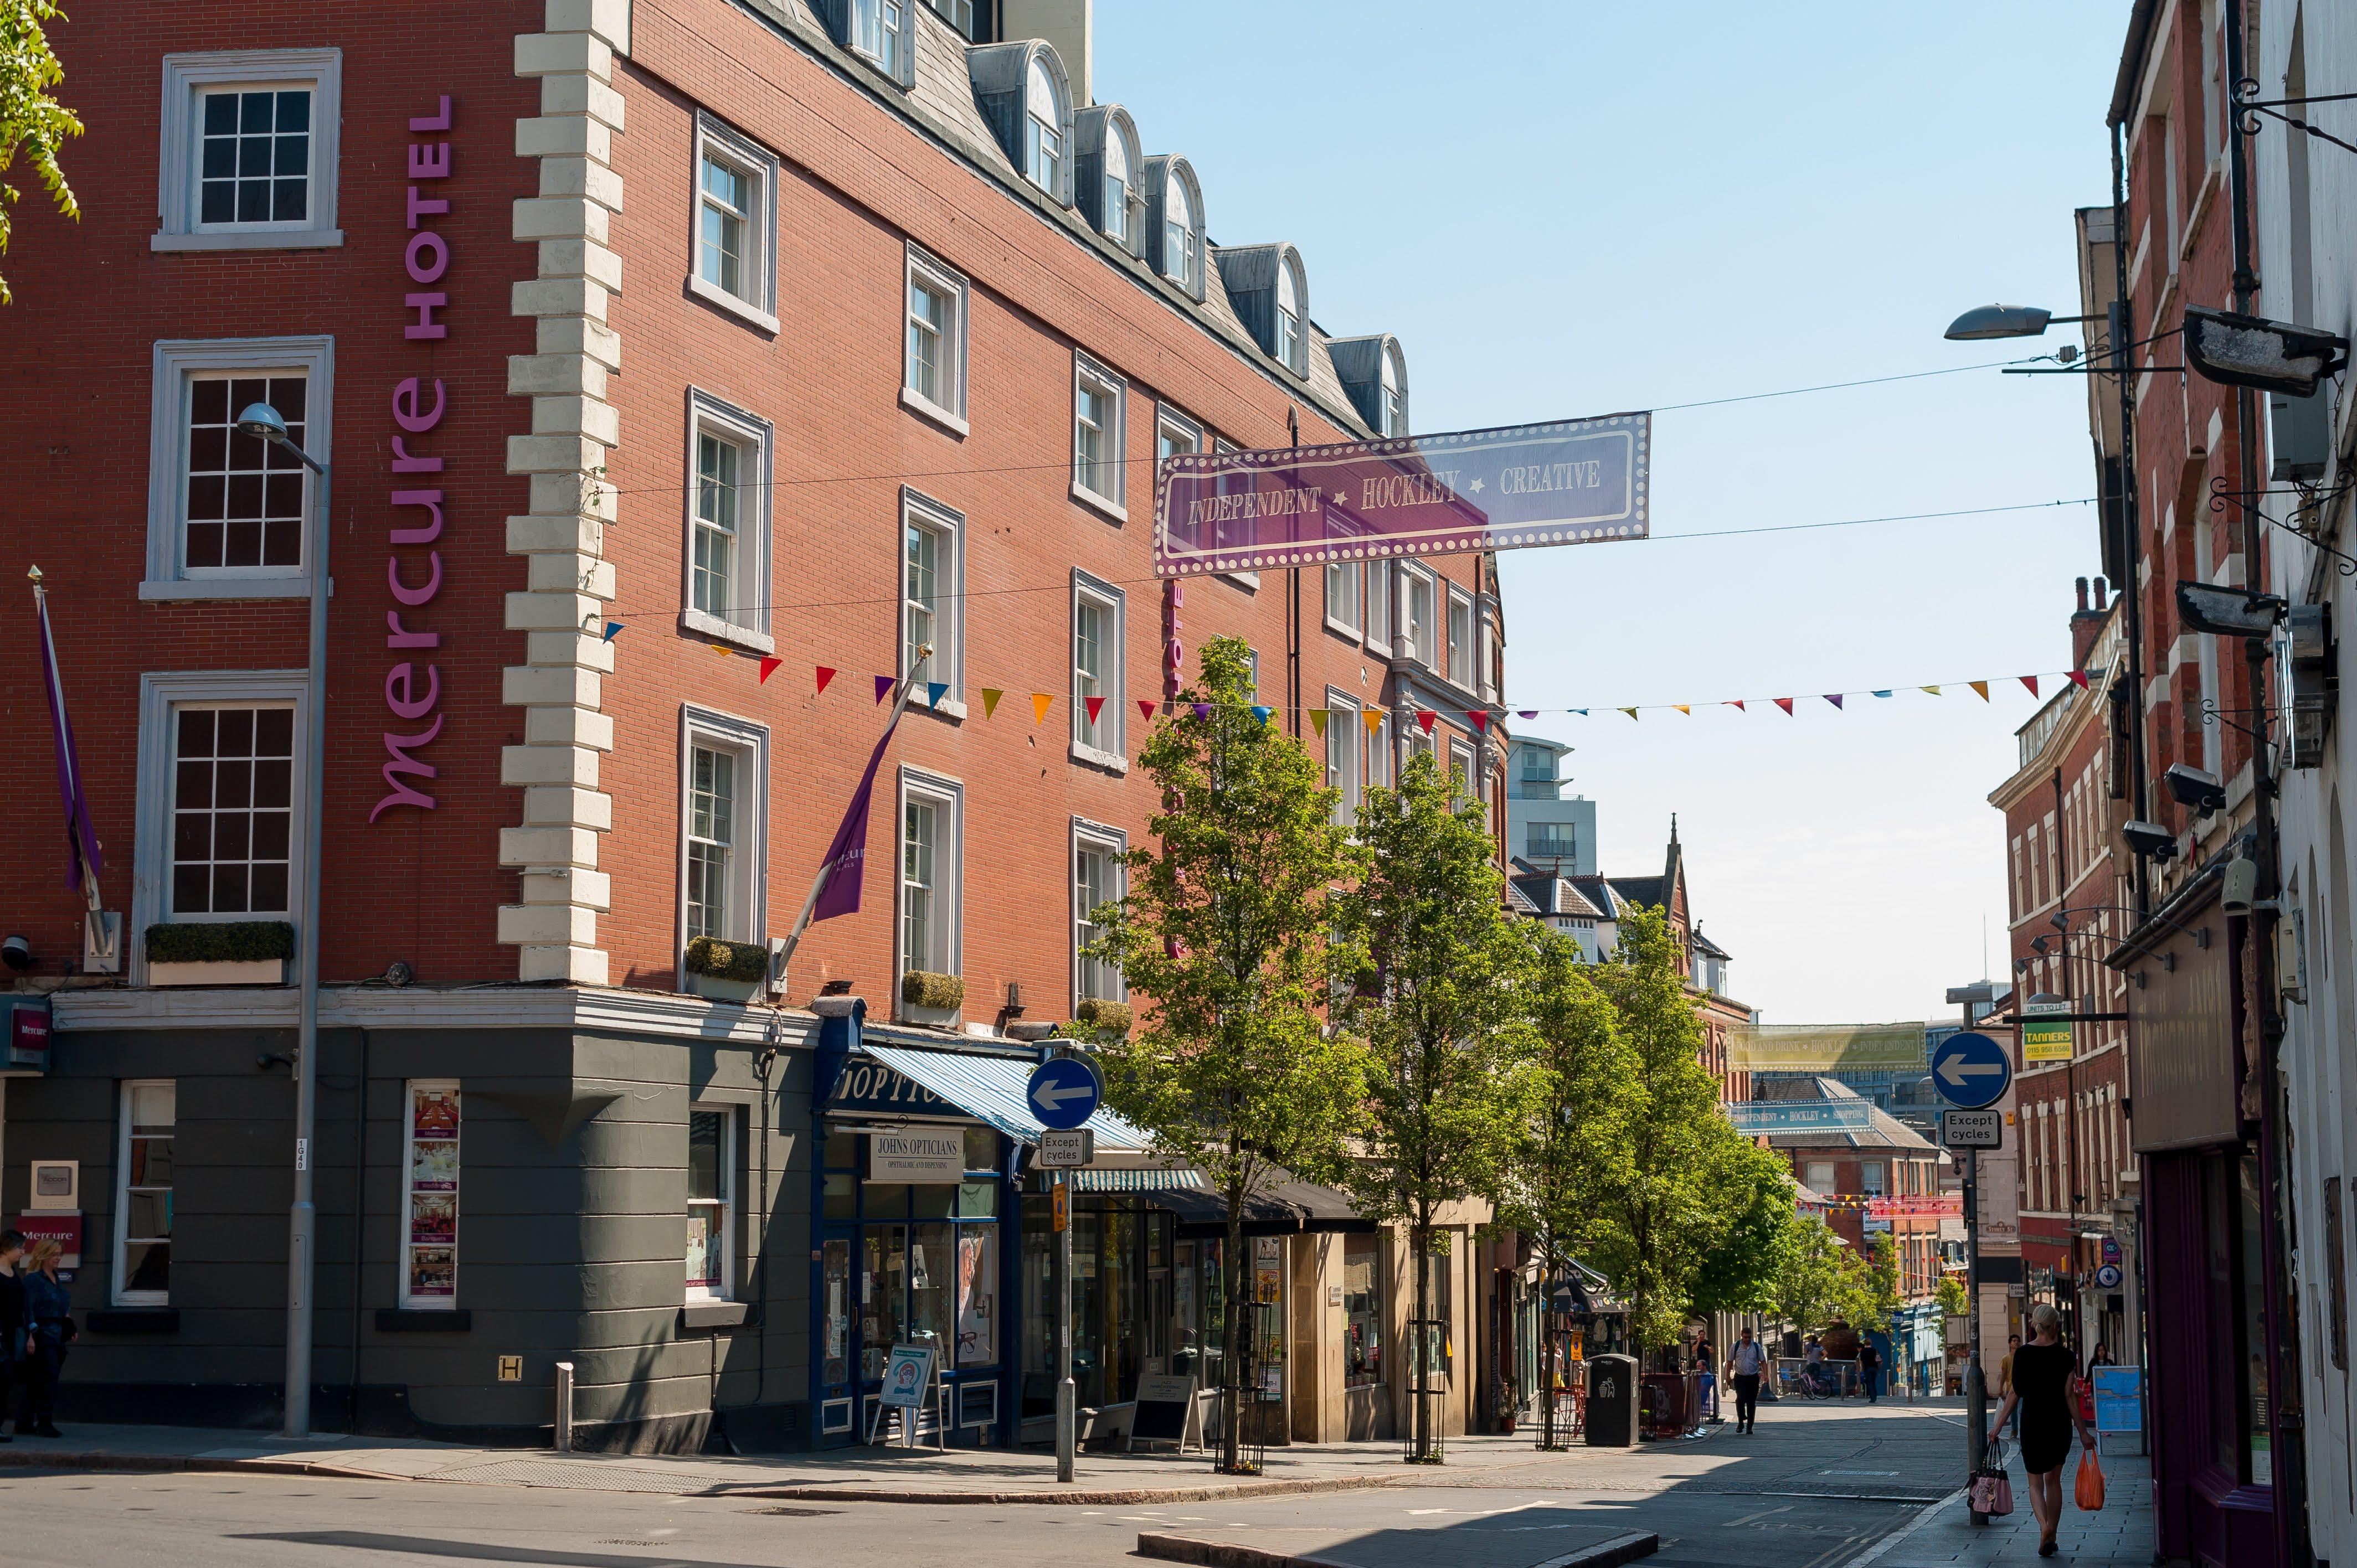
left=1097, top=0, right=2134, bottom=1024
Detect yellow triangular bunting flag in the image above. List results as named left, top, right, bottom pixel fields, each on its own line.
left=1032, top=692, right=1054, bottom=724
left=1363, top=708, right=1385, bottom=735
left=1674, top=705, right=1691, bottom=715
left=1620, top=707, right=1639, bottom=720
left=1308, top=709, right=1329, bottom=737
left=981, top=688, right=1003, bottom=718
left=1969, top=680, right=1989, bottom=702
left=1920, top=685, right=1941, bottom=696
left=712, top=642, right=737, bottom=656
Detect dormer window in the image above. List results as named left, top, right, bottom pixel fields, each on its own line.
left=1275, top=266, right=1301, bottom=372
left=1025, top=58, right=1062, bottom=194
left=1102, top=131, right=1129, bottom=246
left=1164, top=172, right=1196, bottom=291
left=1379, top=344, right=1406, bottom=435
left=852, top=0, right=908, bottom=79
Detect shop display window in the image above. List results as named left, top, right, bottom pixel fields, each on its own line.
left=115, top=1081, right=177, bottom=1306
left=402, top=1082, right=459, bottom=1308
left=1344, top=1240, right=1383, bottom=1388
left=686, top=1107, right=733, bottom=1299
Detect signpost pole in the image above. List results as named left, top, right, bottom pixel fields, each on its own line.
left=1965, top=1142, right=1987, bottom=1524
left=1056, top=1168, right=1075, bottom=1483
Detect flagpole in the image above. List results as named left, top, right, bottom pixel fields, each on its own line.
left=771, top=646, right=931, bottom=987
left=28, top=567, right=109, bottom=953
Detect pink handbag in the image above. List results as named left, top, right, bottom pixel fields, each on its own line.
left=1972, top=1438, right=2015, bottom=1517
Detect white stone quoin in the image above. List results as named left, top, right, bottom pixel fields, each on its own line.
left=502, top=0, right=626, bottom=984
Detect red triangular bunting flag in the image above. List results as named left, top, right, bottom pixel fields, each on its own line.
left=1416, top=710, right=1438, bottom=735
left=1773, top=698, right=1795, bottom=715
left=815, top=666, right=836, bottom=695
left=2020, top=675, right=2040, bottom=696
left=1085, top=695, right=1105, bottom=724
left=1726, top=700, right=1746, bottom=711
left=1824, top=694, right=1844, bottom=710
left=1468, top=711, right=1489, bottom=733
left=758, top=656, right=782, bottom=684
left=1138, top=699, right=1157, bottom=723
left=876, top=675, right=897, bottom=704
left=2068, top=669, right=2090, bottom=689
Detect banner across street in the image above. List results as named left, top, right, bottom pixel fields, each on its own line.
left=1152, top=412, right=1650, bottom=579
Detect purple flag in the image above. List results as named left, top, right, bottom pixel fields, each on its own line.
left=34, top=582, right=101, bottom=891
left=809, top=709, right=905, bottom=923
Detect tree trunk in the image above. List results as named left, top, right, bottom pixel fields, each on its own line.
left=1412, top=1209, right=1433, bottom=1460
left=1539, top=1231, right=1556, bottom=1449
left=1223, top=1182, right=1246, bottom=1473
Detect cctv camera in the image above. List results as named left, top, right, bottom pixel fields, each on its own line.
left=2121, top=820, right=2180, bottom=860
left=2164, top=764, right=2227, bottom=817
left=2222, top=855, right=2259, bottom=916
left=0, top=936, right=28, bottom=972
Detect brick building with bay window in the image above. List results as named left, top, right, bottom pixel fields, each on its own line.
left=0, top=0, right=1510, bottom=1450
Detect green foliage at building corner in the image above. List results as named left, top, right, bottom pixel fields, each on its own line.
left=1689, top=1153, right=1802, bottom=1318
left=1936, top=1272, right=1969, bottom=1318
left=1852, top=1234, right=1902, bottom=1333
left=0, top=0, right=81, bottom=304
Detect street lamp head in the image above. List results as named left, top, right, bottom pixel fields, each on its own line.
left=2181, top=304, right=2350, bottom=398
left=2175, top=580, right=2286, bottom=638
left=236, top=402, right=292, bottom=444
left=1944, top=304, right=2054, bottom=341
left=2048, top=910, right=2069, bottom=933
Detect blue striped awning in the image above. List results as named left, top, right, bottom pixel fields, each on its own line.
left=1075, top=1165, right=1205, bottom=1193
left=861, top=1044, right=1155, bottom=1151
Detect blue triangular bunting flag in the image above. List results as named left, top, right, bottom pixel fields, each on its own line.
left=928, top=682, right=949, bottom=706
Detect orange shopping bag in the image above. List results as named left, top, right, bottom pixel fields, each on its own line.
left=2075, top=1448, right=2106, bottom=1510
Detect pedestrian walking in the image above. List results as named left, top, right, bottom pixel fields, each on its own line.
left=1693, top=1329, right=1718, bottom=1422
left=18, top=1240, right=71, bottom=1438
left=1999, top=1333, right=2023, bottom=1437
left=1988, top=1303, right=2095, bottom=1557
left=1725, top=1327, right=1767, bottom=1433
left=0, top=1231, right=23, bottom=1442
left=1858, top=1338, right=1882, bottom=1403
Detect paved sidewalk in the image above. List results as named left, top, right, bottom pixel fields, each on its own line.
left=0, top=1418, right=1742, bottom=1504
left=1849, top=1447, right=2155, bottom=1567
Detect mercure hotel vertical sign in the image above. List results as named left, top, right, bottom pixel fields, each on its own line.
left=375, top=94, right=456, bottom=821
left=1152, top=412, right=1650, bottom=578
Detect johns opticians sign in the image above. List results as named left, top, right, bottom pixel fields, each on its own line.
left=1152, top=412, right=1649, bottom=579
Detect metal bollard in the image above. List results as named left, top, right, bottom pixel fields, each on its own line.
left=554, top=1361, right=575, bottom=1452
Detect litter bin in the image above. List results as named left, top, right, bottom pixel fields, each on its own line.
left=1585, top=1353, right=1638, bottom=1447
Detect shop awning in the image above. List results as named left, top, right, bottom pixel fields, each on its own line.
left=1075, top=1165, right=1206, bottom=1193
left=1151, top=1168, right=1376, bottom=1236
left=861, top=1043, right=1156, bottom=1152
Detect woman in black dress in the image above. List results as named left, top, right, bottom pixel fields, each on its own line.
left=1988, top=1303, right=2096, bottom=1555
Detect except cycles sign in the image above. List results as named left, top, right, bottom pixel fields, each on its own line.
left=1152, top=414, right=1650, bottom=579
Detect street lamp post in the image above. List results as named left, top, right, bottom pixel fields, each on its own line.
left=237, top=401, right=331, bottom=1441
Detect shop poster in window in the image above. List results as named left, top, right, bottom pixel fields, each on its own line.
left=409, top=1246, right=456, bottom=1298
left=409, top=1193, right=456, bottom=1245
left=1255, top=1236, right=1282, bottom=1303
left=956, top=1230, right=993, bottom=1365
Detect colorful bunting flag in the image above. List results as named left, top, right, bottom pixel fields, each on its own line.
left=1571, top=708, right=1589, bottom=716
left=1969, top=681, right=1990, bottom=702
left=1824, top=694, right=1844, bottom=710
left=1250, top=704, right=1275, bottom=728
left=2019, top=675, right=2040, bottom=696
left=1085, top=695, right=1105, bottom=724
left=713, top=642, right=737, bottom=657
left=929, top=682, right=949, bottom=706
left=874, top=674, right=896, bottom=703
left=1774, top=698, right=1795, bottom=715
left=1619, top=707, right=1639, bottom=720
left=1468, top=711, right=1490, bottom=732
left=981, top=688, right=1003, bottom=718
left=1726, top=699, right=1746, bottom=711
left=1417, top=711, right=1438, bottom=735
left=816, top=666, right=836, bottom=695
left=1192, top=703, right=1212, bottom=721
left=1138, top=699, right=1158, bottom=723
left=1032, top=693, right=1054, bottom=724
left=1309, top=709, right=1330, bottom=737
left=1921, top=685, right=1941, bottom=696
left=2068, top=670, right=2090, bottom=689
left=1517, top=710, right=1538, bottom=720
left=1673, top=705, right=1691, bottom=715
left=602, top=621, right=623, bottom=642
left=1363, top=709, right=1386, bottom=735
left=758, top=656, right=782, bottom=683
left=1871, top=689, right=1892, bottom=698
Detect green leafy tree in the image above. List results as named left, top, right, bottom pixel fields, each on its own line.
left=1689, top=1156, right=1801, bottom=1318
left=0, top=0, right=80, bottom=303
left=1496, top=925, right=1628, bottom=1448
left=1851, top=1236, right=1901, bottom=1333
left=1774, top=1214, right=1862, bottom=1335
left=1581, top=906, right=1773, bottom=1354
left=1936, top=1273, right=1969, bottom=1318
left=1335, top=750, right=1542, bottom=1460
left=1085, top=637, right=1368, bottom=1473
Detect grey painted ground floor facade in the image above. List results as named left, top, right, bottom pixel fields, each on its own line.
left=16, top=986, right=1490, bottom=1453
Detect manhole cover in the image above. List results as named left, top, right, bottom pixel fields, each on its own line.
left=756, top=1507, right=841, bottom=1517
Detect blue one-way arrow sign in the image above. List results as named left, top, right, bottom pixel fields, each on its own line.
left=1027, top=1056, right=1103, bottom=1131
left=1931, top=1030, right=2011, bottom=1109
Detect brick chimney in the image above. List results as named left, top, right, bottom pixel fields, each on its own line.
left=2069, top=575, right=2107, bottom=673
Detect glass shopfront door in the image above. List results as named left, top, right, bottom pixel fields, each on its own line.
left=814, top=1118, right=1007, bottom=1447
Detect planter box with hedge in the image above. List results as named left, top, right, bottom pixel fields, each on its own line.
left=1073, top=997, right=1132, bottom=1038
left=685, top=937, right=769, bottom=1002
left=146, top=921, right=294, bottom=986
left=900, top=969, right=964, bottom=1023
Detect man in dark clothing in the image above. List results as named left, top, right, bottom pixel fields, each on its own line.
left=0, top=1231, right=25, bottom=1442
left=1858, top=1338, right=1882, bottom=1403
